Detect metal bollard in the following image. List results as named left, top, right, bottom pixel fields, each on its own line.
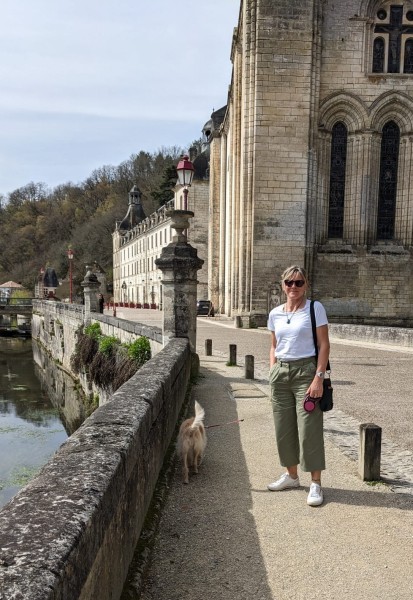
left=359, top=423, right=382, bottom=481
left=245, top=355, right=254, bottom=379
left=228, top=344, right=237, bottom=366
left=205, top=339, right=212, bottom=356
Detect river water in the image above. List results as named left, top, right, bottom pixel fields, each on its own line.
left=0, top=337, right=86, bottom=509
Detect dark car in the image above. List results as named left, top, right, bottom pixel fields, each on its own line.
left=196, top=300, right=214, bottom=317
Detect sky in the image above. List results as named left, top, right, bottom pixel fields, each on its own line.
left=0, top=0, right=240, bottom=197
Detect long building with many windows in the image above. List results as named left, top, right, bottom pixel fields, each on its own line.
left=113, top=152, right=209, bottom=309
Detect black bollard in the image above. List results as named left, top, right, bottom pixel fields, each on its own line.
left=245, top=355, right=254, bottom=379
left=359, top=423, right=382, bottom=481
left=205, top=339, right=212, bottom=356
left=228, top=344, right=237, bottom=366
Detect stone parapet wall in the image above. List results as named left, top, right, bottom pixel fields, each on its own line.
left=329, top=323, right=413, bottom=348
left=32, top=300, right=84, bottom=371
left=96, top=313, right=163, bottom=353
left=0, top=337, right=191, bottom=600
left=32, top=300, right=163, bottom=372
left=32, top=301, right=165, bottom=405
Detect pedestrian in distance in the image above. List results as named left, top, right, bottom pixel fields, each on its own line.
left=98, top=293, right=104, bottom=314
left=267, top=265, right=330, bottom=506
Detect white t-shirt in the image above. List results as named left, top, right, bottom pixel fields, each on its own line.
left=267, top=299, right=328, bottom=361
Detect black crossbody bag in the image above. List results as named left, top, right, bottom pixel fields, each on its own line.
left=310, top=300, right=333, bottom=412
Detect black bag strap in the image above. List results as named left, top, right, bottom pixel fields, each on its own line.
left=310, top=300, right=331, bottom=373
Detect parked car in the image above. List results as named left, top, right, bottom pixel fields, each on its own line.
left=196, top=300, right=214, bottom=317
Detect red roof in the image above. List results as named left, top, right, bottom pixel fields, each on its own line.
left=0, top=281, right=24, bottom=288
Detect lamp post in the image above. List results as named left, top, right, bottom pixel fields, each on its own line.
left=176, top=155, right=195, bottom=210
left=121, top=281, right=127, bottom=304
left=67, top=248, right=74, bottom=303
left=38, top=267, right=45, bottom=299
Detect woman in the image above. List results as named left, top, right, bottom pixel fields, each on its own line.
left=267, top=265, right=330, bottom=506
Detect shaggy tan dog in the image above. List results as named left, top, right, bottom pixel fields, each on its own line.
left=177, top=401, right=207, bottom=484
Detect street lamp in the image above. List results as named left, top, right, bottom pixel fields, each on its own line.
left=176, top=155, right=195, bottom=210
left=121, top=281, right=127, bottom=304
left=67, top=248, right=74, bottom=303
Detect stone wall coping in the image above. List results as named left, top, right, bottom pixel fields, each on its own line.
left=32, top=299, right=85, bottom=318
left=32, top=300, right=163, bottom=344
left=95, top=313, right=163, bottom=344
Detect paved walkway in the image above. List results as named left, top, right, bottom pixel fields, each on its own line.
left=113, top=309, right=413, bottom=599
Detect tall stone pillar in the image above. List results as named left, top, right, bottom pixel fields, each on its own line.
left=344, top=131, right=381, bottom=246
left=155, top=210, right=204, bottom=354
left=81, top=265, right=101, bottom=322
left=396, top=134, right=413, bottom=245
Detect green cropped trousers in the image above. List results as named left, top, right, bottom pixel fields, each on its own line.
left=269, top=356, right=325, bottom=472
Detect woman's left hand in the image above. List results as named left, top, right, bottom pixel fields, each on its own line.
left=307, top=378, right=323, bottom=398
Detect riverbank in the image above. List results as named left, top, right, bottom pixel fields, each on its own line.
left=0, top=338, right=67, bottom=508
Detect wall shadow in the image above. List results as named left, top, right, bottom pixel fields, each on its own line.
left=124, top=366, right=275, bottom=600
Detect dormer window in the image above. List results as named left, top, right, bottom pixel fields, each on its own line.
left=372, top=4, right=413, bottom=73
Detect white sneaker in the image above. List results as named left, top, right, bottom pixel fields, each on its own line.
left=307, top=482, right=323, bottom=506
left=267, top=472, right=300, bottom=491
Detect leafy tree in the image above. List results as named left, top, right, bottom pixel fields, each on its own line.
left=152, top=164, right=177, bottom=208
left=0, top=145, right=188, bottom=290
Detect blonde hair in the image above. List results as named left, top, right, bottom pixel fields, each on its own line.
left=280, top=265, right=310, bottom=288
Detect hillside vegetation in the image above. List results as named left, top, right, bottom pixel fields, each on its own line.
left=0, top=148, right=183, bottom=293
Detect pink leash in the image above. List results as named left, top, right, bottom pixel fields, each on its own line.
left=205, top=418, right=244, bottom=429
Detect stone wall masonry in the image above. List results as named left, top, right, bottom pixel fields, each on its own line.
left=321, top=1, right=413, bottom=104
left=233, top=0, right=319, bottom=317
left=0, top=336, right=192, bottom=600
left=32, top=299, right=163, bottom=374
left=211, top=0, right=413, bottom=325
left=329, top=323, right=413, bottom=348
left=32, top=300, right=164, bottom=405
left=187, top=180, right=209, bottom=300
left=96, top=313, right=163, bottom=353
left=313, top=248, right=413, bottom=326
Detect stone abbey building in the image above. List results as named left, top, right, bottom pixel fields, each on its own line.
left=208, top=0, right=413, bottom=326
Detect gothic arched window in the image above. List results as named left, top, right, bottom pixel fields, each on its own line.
left=404, top=37, right=413, bottom=72
left=377, top=121, right=400, bottom=239
left=373, top=37, right=385, bottom=72
left=328, top=122, right=348, bottom=238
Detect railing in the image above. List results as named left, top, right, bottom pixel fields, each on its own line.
left=0, top=298, right=34, bottom=306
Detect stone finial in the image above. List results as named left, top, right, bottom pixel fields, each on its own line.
left=166, top=209, right=194, bottom=243
left=82, top=265, right=99, bottom=284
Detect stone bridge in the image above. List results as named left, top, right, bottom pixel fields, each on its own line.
left=0, top=298, right=33, bottom=316
left=0, top=299, right=33, bottom=333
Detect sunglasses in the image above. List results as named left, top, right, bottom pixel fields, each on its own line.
left=284, top=279, right=305, bottom=288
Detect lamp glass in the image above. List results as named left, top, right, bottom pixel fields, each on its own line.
left=176, top=156, right=195, bottom=187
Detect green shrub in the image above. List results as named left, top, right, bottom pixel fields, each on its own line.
left=84, top=322, right=102, bottom=340
left=127, top=337, right=151, bottom=365
left=98, top=335, right=120, bottom=356
left=71, top=331, right=151, bottom=392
